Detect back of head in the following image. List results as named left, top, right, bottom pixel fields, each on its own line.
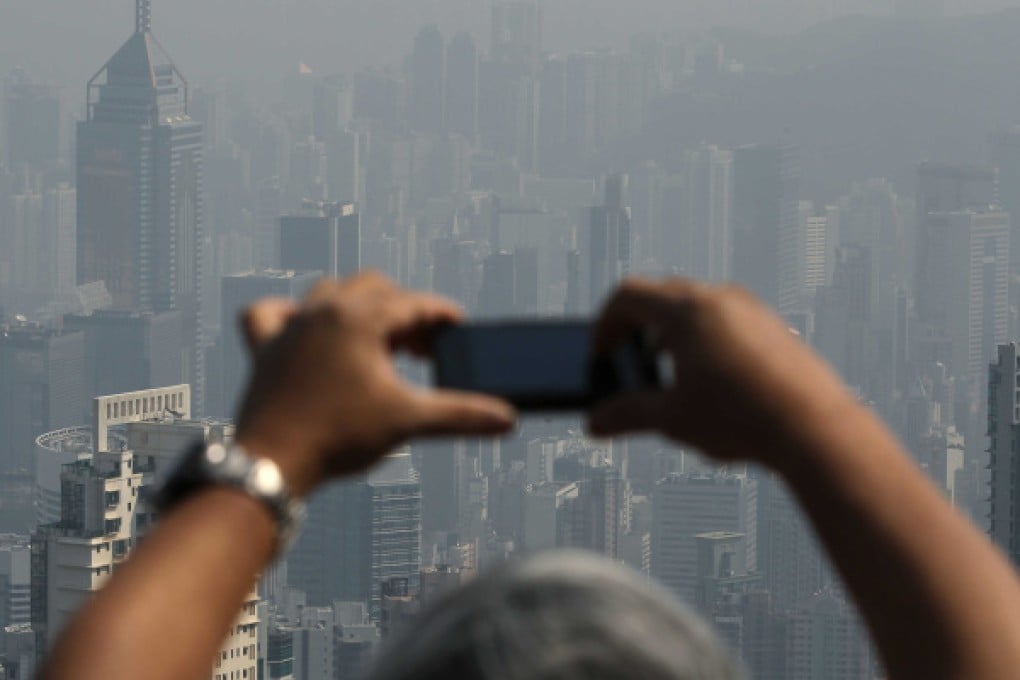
left=367, top=551, right=743, bottom=680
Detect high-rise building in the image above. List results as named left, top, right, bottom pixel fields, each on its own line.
left=675, top=145, right=733, bottom=282
left=989, top=343, right=1020, bottom=565
left=409, top=26, right=445, bottom=135
left=3, top=69, right=61, bottom=170
left=837, top=178, right=905, bottom=327
left=732, top=145, right=800, bottom=311
left=651, top=473, right=756, bottom=602
left=578, top=174, right=631, bottom=313
left=491, top=1, right=542, bottom=69
left=783, top=590, right=871, bottom=680
left=915, top=209, right=1009, bottom=381
left=30, top=385, right=260, bottom=679
left=76, top=1, right=205, bottom=411
left=312, top=74, right=353, bottom=142
left=64, top=309, right=185, bottom=403
left=278, top=202, right=361, bottom=278
left=212, top=270, right=319, bottom=419
left=916, top=163, right=996, bottom=217
left=0, top=536, right=31, bottom=643
left=289, top=452, right=421, bottom=620
left=0, top=326, right=85, bottom=474
left=445, top=33, right=479, bottom=141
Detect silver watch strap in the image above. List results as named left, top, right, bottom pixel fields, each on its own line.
left=201, top=442, right=306, bottom=553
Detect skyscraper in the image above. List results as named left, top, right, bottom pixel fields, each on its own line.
left=445, top=33, right=479, bottom=141
left=409, top=25, right=445, bottom=135
left=732, top=145, right=800, bottom=311
left=76, top=0, right=204, bottom=411
left=289, top=452, right=421, bottom=620
left=988, top=343, right=1020, bottom=566
left=915, top=209, right=1009, bottom=381
left=578, top=174, right=631, bottom=312
left=491, top=1, right=542, bottom=69
left=651, top=473, right=755, bottom=602
left=0, top=326, right=85, bottom=474
left=278, top=202, right=361, bottom=278
left=213, top=270, right=319, bottom=419
left=4, top=68, right=61, bottom=170
left=677, top=145, right=733, bottom=282
left=64, top=309, right=185, bottom=402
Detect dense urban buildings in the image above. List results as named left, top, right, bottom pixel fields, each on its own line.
left=8, top=0, right=1020, bottom=677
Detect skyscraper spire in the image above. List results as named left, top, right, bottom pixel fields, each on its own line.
left=136, top=0, right=151, bottom=34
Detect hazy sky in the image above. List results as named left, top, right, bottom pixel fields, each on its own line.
left=3, top=0, right=1020, bottom=92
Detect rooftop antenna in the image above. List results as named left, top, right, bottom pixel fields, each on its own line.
left=136, top=0, right=151, bottom=34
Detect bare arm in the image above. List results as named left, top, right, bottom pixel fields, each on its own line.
left=590, top=278, right=1020, bottom=680
left=37, top=274, right=515, bottom=680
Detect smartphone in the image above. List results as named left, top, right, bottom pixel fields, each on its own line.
left=431, top=320, right=660, bottom=411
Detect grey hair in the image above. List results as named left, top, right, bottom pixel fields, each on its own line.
left=367, top=550, right=744, bottom=680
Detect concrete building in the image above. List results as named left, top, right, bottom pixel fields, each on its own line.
left=989, top=343, right=1020, bottom=565
left=3, top=68, right=61, bottom=170
left=915, top=209, right=1009, bottom=381
left=732, top=145, right=800, bottom=312
left=651, top=473, right=755, bottom=601
left=445, top=32, right=479, bottom=141
left=409, top=25, right=445, bottom=135
left=289, top=452, right=421, bottom=620
left=30, top=385, right=260, bottom=679
left=63, top=309, right=185, bottom=403
left=212, top=270, right=319, bottom=419
left=0, top=326, right=85, bottom=474
left=784, top=590, right=871, bottom=680
left=278, top=202, right=360, bottom=279
left=0, top=537, right=30, bottom=644
left=677, top=145, right=733, bottom=283
left=573, top=174, right=631, bottom=313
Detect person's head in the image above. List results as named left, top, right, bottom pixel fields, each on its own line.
left=367, top=550, right=743, bottom=680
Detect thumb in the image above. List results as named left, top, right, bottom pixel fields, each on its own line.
left=407, top=390, right=517, bottom=438
left=588, top=391, right=673, bottom=439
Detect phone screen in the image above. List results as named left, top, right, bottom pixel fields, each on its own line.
left=433, top=322, right=597, bottom=409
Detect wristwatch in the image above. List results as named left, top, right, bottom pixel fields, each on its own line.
left=154, top=440, right=306, bottom=554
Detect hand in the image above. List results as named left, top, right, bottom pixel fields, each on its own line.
left=589, top=278, right=857, bottom=470
left=234, top=273, right=516, bottom=497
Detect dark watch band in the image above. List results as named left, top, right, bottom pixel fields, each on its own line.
left=154, top=440, right=306, bottom=554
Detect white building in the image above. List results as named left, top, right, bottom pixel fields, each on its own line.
left=31, top=385, right=261, bottom=680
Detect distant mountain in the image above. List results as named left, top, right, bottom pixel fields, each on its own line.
left=633, top=10, right=1020, bottom=200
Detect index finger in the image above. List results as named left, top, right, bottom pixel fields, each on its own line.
left=377, top=290, right=465, bottom=355
left=593, top=277, right=703, bottom=354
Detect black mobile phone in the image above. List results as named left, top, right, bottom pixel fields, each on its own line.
left=431, top=320, right=660, bottom=411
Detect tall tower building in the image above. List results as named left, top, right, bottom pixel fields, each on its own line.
left=732, top=146, right=800, bottom=312
left=915, top=209, right=1009, bottom=381
left=651, top=473, right=756, bottom=602
left=445, top=33, right=479, bottom=141
left=491, top=1, right=542, bottom=69
left=3, top=68, right=61, bottom=170
left=989, top=343, right=1020, bottom=565
left=0, top=326, right=86, bottom=474
left=289, top=452, right=421, bottom=620
left=278, top=202, right=361, bottom=278
left=76, top=0, right=205, bottom=411
left=212, top=270, right=319, bottom=419
left=578, top=174, right=631, bottom=312
left=676, top=145, right=733, bottom=282
left=409, top=25, right=445, bottom=135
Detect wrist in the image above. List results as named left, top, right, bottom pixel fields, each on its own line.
left=234, top=428, right=325, bottom=499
